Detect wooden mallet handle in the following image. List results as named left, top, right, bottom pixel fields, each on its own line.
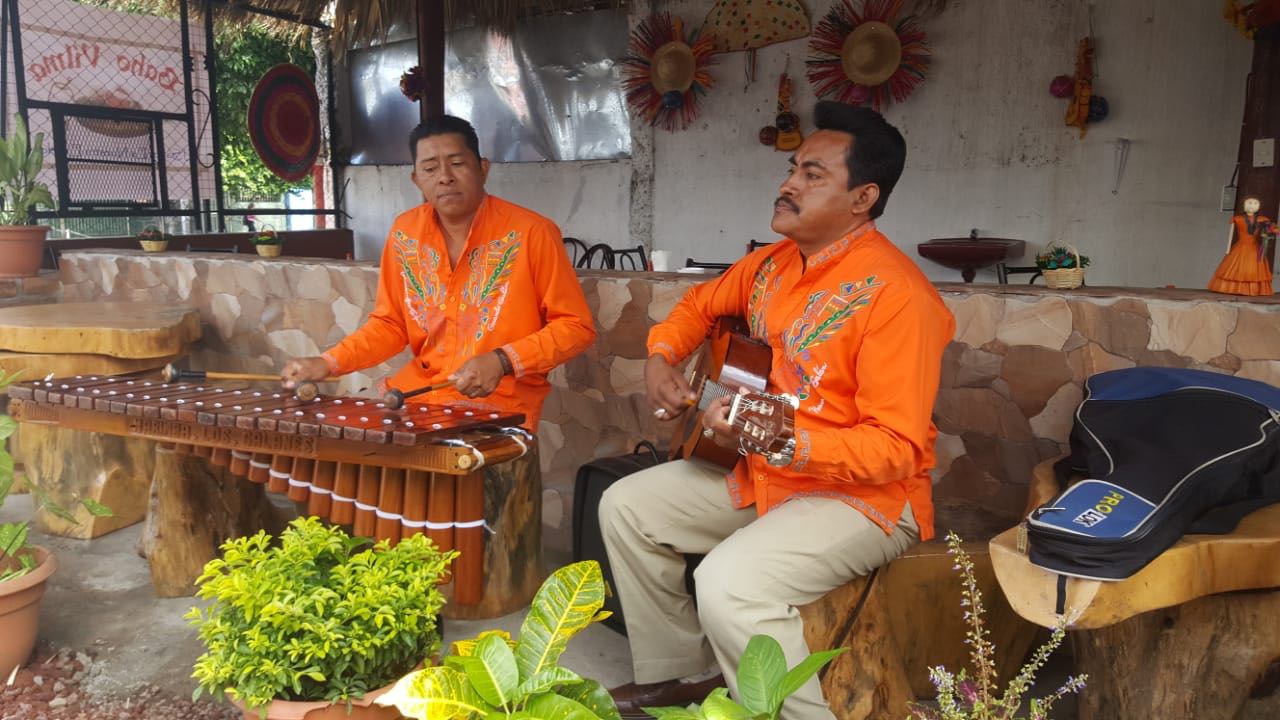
left=382, top=380, right=455, bottom=409
left=163, top=364, right=337, bottom=401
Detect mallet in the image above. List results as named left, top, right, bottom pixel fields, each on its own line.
left=381, top=380, right=455, bottom=410
left=163, top=364, right=337, bottom=402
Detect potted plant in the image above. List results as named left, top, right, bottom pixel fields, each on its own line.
left=137, top=225, right=168, bottom=252
left=253, top=225, right=283, bottom=258
left=0, top=369, right=111, bottom=679
left=1035, top=243, right=1090, bottom=289
left=0, top=114, right=56, bottom=278
left=187, top=516, right=455, bottom=719
left=377, top=560, right=623, bottom=720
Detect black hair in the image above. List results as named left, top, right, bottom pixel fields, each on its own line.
left=813, top=101, right=906, bottom=219
left=408, top=115, right=481, bottom=162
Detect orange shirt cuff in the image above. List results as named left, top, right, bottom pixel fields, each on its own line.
left=500, top=343, right=528, bottom=379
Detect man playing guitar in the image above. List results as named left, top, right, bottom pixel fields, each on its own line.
left=601, top=102, right=955, bottom=720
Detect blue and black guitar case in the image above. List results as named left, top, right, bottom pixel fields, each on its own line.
left=1027, top=367, right=1280, bottom=581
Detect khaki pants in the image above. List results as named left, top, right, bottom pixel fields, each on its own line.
left=599, top=459, right=919, bottom=720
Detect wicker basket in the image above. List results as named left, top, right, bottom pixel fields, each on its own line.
left=139, top=239, right=168, bottom=252
left=255, top=243, right=282, bottom=258
left=1039, top=242, right=1085, bottom=289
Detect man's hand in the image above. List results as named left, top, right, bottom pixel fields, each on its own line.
left=700, top=394, right=740, bottom=448
left=281, top=357, right=330, bottom=389
left=451, top=351, right=505, bottom=398
left=645, top=354, right=696, bottom=421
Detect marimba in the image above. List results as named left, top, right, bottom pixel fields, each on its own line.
left=7, top=373, right=534, bottom=612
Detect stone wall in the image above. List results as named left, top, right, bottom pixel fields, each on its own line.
left=0, top=271, right=60, bottom=308
left=59, top=251, right=1280, bottom=552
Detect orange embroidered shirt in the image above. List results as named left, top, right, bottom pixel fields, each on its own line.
left=648, top=223, right=955, bottom=540
left=324, top=195, right=596, bottom=430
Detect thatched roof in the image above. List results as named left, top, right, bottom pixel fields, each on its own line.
left=213, top=0, right=623, bottom=50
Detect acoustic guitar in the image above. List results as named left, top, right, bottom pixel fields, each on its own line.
left=669, top=317, right=797, bottom=470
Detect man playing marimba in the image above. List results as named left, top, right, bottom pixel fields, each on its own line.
left=283, top=115, right=596, bottom=430
left=600, top=103, right=956, bottom=720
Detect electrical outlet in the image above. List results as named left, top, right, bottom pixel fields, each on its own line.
left=1255, top=138, right=1275, bottom=168
left=1222, top=185, right=1237, bottom=211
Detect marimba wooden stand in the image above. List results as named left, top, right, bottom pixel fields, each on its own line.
left=0, top=302, right=201, bottom=539
left=991, top=459, right=1280, bottom=719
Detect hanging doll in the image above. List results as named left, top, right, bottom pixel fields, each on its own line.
left=1208, top=195, right=1275, bottom=296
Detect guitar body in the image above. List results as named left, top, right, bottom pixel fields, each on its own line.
left=669, top=317, right=773, bottom=470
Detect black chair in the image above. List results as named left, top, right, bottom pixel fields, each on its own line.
left=685, top=258, right=732, bottom=273
left=563, top=237, right=590, bottom=267
left=577, top=243, right=616, bottom=270
left=746, top=239, right=773, bottom=254
left=996, top=263, right=1042, bottom=285
left=613, top=246, right=650, bottom=271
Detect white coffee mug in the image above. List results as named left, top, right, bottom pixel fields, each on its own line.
left=650, top=250, right=671, bottom=272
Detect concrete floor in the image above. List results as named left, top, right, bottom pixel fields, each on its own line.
left=3, top=494, right=634, bottom=701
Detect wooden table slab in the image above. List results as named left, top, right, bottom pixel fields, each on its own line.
left=0, top=303, right=201, bottom=359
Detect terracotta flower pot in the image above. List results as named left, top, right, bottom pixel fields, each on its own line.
left=0, top=547, right=57, bottom=678
left=230, top=675, right=405, bottom=720
left=0, top=225, right=49, bottom=278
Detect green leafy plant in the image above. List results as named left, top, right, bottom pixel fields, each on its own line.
left=0, top=369, right=112, bottom=582
left=0, top=114, right=56, bottom=226
left=252, top=227, right=281, bottom=246
left=1034, top=246, right=1090, bottom=271
left=906, top=532, right=1086, bottom=720
left=136, top=226, right=166, bottom=242
left=377, top=559, right=623, bottom=720
left=645, top=635, right=847, bottom=720
left=186, top=516, right=455, bottom=714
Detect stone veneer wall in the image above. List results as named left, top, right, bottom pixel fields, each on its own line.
left=59, top=251, right=1280, bottom=553
left=0, top=270, right=61, bottom=308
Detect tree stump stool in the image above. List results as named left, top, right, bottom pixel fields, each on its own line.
left=798, top=540, right=1039, bottom=719
left=0, top=302, right=201, bottom=539
left=990, top=459, right=1280, bottom=719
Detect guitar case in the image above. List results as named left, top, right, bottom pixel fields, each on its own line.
left=572, top=441, right=700, bottom=635
left=1028, top=367, right=1280, bottom=584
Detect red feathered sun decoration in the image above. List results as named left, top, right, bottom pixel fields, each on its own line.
left=621, top=14, right=717, bottom=132
left=806, top=0, right=930, bottom=112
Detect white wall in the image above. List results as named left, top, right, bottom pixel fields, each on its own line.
left=343, top=0, right=1254, bottom=289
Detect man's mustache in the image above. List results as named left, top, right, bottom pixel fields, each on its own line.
left=774, top=196, right=798, bottom=212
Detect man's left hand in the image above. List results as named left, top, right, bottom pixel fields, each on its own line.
left=451, top=352, right=506, bottom=398
left=701, top=395, right=739, bottom=449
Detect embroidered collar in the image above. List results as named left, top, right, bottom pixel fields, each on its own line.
left=803, top=221, right=877, bottom=270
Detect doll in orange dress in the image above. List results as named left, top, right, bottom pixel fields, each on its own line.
left=1209, top=196, right=1275, bottom=296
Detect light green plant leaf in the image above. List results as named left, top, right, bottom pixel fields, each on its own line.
left=736, top=635, right=786, bottom=716
left=81, top=498, right=114, bottom=517
left=463, top=633, right=520, bottom=708
left=554, top=678, right=618, bottom=720
left=451, top=629, right=516, bottom=658
left=378, top=665, right=493, bottom=720
left=699, top=690, right=755, bottom=720
left=775, top=648, right=845, bottom=710
left=523, top=691, right=603, bottom=720
left=516, top=666, right=583, bottom=698
left=642, top=707, right=704, bottom=720
left=0, top=522, right=27, bottom=557
left=0, top=415, right=17, bottom=441
left=515, top=561, right=606, bottom=680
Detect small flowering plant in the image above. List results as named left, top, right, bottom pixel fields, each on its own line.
left=1257, top=219, right=1276, bottom=260
left=136, top=225, right=165, bottom=242
left=1034, top=246, right=1089, bottom=271
left=906, top=532, right=1086, bottom=720
left=252, top=227, right=280, bottom=246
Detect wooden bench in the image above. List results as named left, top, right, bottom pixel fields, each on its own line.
left=990, top=459, right=1280, bottom=719
left=799, top=537, right=1039, bottom=719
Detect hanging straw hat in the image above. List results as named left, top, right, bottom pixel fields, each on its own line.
left=702, top=0, right=811, bottom=54
left=650, top=41, right=697, bottom=94
left=840, top=21, right=902, bottom=86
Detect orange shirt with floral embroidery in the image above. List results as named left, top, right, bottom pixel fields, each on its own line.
left=648, top=223, right=955, bottom=540
left=324, top=195, right=596, bottom=430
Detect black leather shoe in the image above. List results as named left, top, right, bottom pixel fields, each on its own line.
left=609, top=675, right=726, bottom=718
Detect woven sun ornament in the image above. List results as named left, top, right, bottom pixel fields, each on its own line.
left=621, top=13, right=717, bottom=132
left=806, top=0, right=930, bottom=112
